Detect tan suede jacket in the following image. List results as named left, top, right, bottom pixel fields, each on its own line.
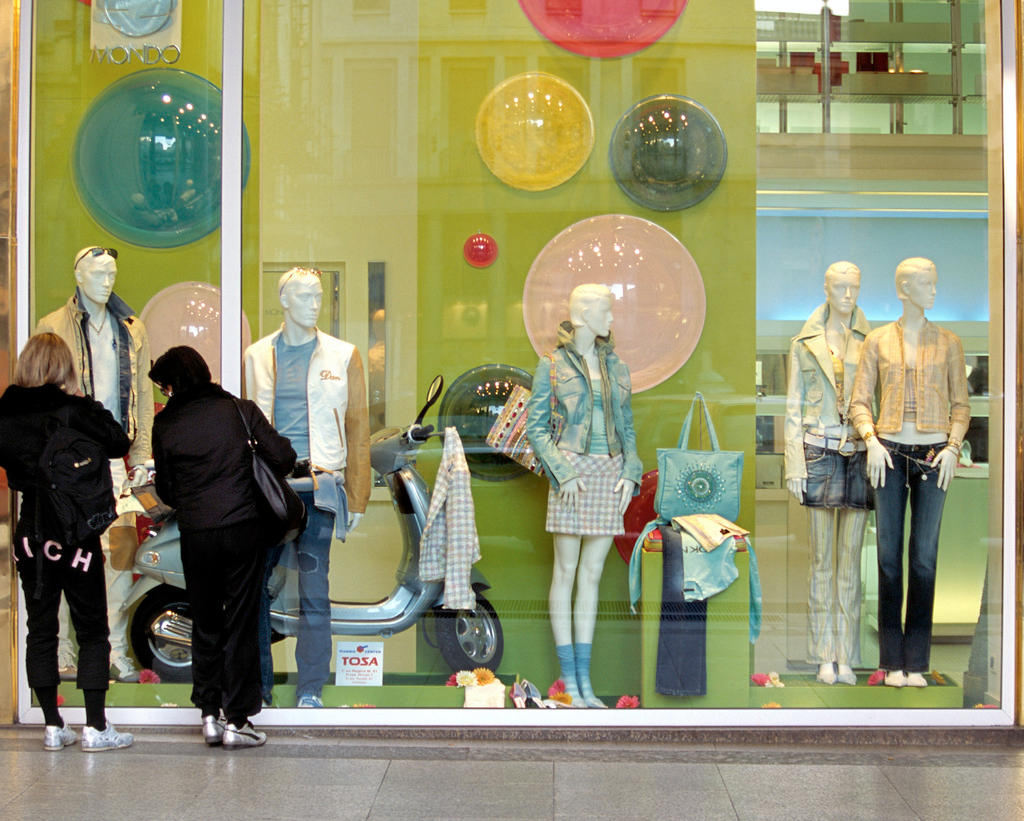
left=849, top=318, right=970, bottom=444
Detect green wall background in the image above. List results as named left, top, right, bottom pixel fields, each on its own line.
left=417, top=0, right=756, bottom=696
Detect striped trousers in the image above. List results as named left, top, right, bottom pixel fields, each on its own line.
left=806, top=507, right=869, bottom=666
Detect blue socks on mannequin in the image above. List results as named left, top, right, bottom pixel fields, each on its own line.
left=574, top=643, right=607, bottom=708
left=555, top=644, right=583, bottom=706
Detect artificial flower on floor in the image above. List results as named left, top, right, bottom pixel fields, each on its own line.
left=751, top=672, right=785, bottom=687
left=138, top=668, right=161, bottom=684
left=761, top=702, right=782, bottom=708
left=449, top=669, right=505, bottom=707
left=56, top=694, right=64, bottom=707
left=867, top=669, right=885, bottom=686
left=547, top=679, right=572, bottom=706
left=616, top=695, right=639, bottom=709
left=446, top=673, right=458, bottom=686
left=930, top=670, right=946, bottom=685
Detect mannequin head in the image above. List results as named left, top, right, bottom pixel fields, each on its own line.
left=278, top=267, right=323, bottom=331
left=569, top=283, right=614, bottom=339
left=823, top=261, right=861, bottom=319
left=894, top=257, right=937, bottom=312
left=74, top=246, right=118, bottom=308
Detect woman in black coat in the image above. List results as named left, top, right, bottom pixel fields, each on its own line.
left=149, top=346, right=295, bottom=748
left=0, top=333, right=133, bottom=752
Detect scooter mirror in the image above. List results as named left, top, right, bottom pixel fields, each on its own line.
left=414, top=374, right=445, bottom=425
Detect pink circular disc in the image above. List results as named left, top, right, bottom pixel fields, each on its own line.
left=523, top=215, right=705, bottom=393
left=463, top=233, right=499, bottom=267
left=140, top=281, right=251, bottom=383
left=518, top=0, right=689, bottom=59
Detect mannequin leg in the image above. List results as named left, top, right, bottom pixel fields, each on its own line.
left=550, top=534, right=583, bottom=703
left=835, top=508, right=868, bottom=684
left=873, top=449, right=909, bottom=679
left=572, top=535, right=614, bottom=707
left=806, top=508, right=837, bottom=683
left=57, top=599, right=77, bottom=680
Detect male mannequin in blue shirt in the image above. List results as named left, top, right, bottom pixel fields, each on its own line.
left=244, top=268, right=371, bottom=707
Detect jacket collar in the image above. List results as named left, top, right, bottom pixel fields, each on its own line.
left=70, top=288, right=137, bottom=324
left=0, top=383, right=69, bottom=415
left=794, top=302, right=870, bottom=342
left=163, top=381, right=232, bottom=411
left=556, top=320, right=615, bottom=357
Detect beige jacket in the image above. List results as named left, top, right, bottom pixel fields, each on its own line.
left=35, top=291, right=153, bottom=469
left=849, top=318, right=970, bottom=443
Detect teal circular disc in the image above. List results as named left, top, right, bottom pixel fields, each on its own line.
left=609, top=94, right=726, bottom=211
left=72, top=69, right=250, bottom=248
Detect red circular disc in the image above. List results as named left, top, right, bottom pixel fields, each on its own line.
left=518, top=0, right=689, bottom=59
left=463, top=233, right=499, bottom=267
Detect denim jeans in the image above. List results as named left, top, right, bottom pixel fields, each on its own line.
left=873, top=439, right=948, bottom=673
left=257, top=492, right=336, bottom=701
left=655, top=528, right=708, bottom=696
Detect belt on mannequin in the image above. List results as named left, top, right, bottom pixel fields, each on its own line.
left=803, top=431, right=865, bottom=455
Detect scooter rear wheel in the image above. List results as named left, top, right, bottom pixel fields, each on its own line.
left=432, top=593, right=503, bottom=672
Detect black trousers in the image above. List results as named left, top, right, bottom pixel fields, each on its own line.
left=14, top=531, right=110, bottom=691
left=180, top=519, right=265, bottom=723
left=656, top=528, right=709, bottom=697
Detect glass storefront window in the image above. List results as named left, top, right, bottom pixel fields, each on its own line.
left=11, top=0, right=1014, bottom=726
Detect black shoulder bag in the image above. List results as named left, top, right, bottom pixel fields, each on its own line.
left=232, top=399, right=307, bottom=545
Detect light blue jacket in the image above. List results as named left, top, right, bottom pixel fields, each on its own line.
left=525, top=322, right=642, bottom=491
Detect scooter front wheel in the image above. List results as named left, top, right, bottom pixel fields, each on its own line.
left=432, top=593, right=503, bottom=672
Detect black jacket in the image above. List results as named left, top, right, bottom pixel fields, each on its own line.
left=152, top=382, right=296, bottom=532
left=0, top=383, right=131, bottom=539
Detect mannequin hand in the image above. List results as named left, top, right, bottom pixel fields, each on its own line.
left=347, top=512, right=364, bottom=533
left=128, top=465, right=149, bottom=488
left=614, top=479, right=637, bottom=515
left=931, top=446, right=958, bottom=491
left=558, top=477, right=584, bottom=508
left=865, top=437, right=892, bottom=489
left=786, top=477, right=806, bottom=503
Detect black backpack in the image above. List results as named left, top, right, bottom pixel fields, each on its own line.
left=38, top=418, right=117, bottom=546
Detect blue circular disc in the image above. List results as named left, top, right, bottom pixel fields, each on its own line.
left=438, top=363, right=534, bottom=482
left=609, top=95, right=727, bottom=211
left=72, top=69, right=250, bottom=248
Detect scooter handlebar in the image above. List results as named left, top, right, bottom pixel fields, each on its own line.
left=406, top=423, right=434, bottom=443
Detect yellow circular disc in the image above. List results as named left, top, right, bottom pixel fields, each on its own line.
left=475, top=72, right=595, bottom=192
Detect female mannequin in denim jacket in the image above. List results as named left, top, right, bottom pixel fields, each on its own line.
left=526, top=284, right=642, bottom=707
left=784, top=262, right=871, bottom=686
left=850, top=257, right=970, bottom=688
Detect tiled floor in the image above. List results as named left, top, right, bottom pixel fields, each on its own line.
left=1, top=727, right=1022, bottom=820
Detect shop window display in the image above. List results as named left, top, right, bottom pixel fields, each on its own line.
left=11, top=0, right=1009, bottom=726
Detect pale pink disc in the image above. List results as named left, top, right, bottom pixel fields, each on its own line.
left=522, top=215, right=705, bottom=393
left=140, top=281, right=251, bottom=383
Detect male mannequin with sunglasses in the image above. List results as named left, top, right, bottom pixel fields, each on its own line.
left=34, top=246, right=154, bottom=683
left=243, top=267, right=370, bottom=708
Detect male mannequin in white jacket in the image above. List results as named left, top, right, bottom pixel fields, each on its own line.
left=243, top=268, right=370, bottom=707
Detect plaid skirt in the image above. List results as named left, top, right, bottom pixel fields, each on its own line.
left=546, top=452, right=625, bottom=536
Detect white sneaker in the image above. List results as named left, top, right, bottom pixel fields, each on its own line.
left=906, top=672, right=928, bottom=688
left=43, top=724, right=77, bottom=751
left=883, top=670, right=907, bottom=688
left=82, top=721, right=134, bottom=752
left=110, top=655, right=140, bottom=683
left=296, top=693, right=323, bottom=708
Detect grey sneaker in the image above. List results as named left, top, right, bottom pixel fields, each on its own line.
left=43, top=724, right=77, bottom=751
left=82, top=721, right=133, bottom=752
left=222, top=722, right=266, bottom=749
left=296, top=693, right=323, bottom=708
left=202, top=715, right=225, bottom=746
left=110, top=655, right=140, bottom=683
